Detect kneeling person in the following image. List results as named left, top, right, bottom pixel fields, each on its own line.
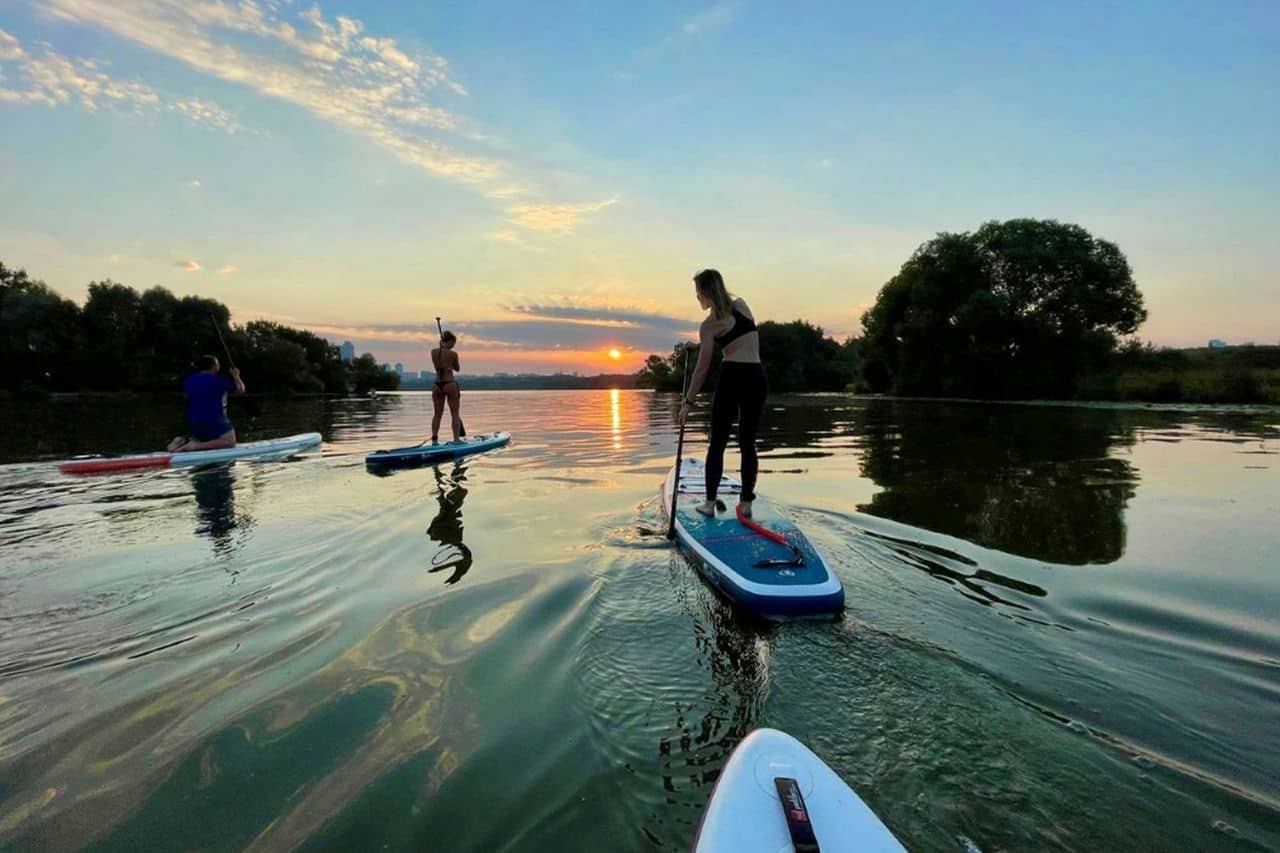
left=168, top=355, right=246, bottom=452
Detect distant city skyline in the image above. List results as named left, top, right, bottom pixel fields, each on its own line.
left=2, top=1, right=1277, bottom=373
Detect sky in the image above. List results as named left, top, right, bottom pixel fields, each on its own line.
left=1, top=0, right=1276, bottom=374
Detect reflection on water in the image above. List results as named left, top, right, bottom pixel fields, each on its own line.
left=0, top=392, right=1277, bottom=852
left=191, top=465, right=254, bottom=558
left=427, top=463, right=473, bottom=586
left=852, top=400, right=1140, bottom=564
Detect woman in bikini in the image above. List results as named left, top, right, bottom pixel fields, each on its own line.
left=431, top=330, right=464, bottom=443
left=678, top=268, right=766, bottom=518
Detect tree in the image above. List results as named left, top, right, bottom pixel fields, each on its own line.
left=859, top=219, right=1147, bottom=398
left=350, top=353, right=400, bottom=394
left=81, top=281, right=144, bottom=389
left=1, top=263, right=82, bottom=392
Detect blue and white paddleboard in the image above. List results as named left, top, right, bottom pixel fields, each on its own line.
left=662, top=457, right=844, bottom=620
left=693, top=728, right=906, bottom=852
left=365, top=431, right=510, bottom=468
left=61, top=432, right=322, bottom=475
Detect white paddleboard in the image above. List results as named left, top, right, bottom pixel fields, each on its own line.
left=693, top=728, right=906, bottom=852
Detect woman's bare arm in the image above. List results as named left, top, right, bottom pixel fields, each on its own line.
left=684, top=321, right=716, bottom=401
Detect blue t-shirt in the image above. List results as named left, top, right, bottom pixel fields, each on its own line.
left=184, top=372, right=235, bottom=424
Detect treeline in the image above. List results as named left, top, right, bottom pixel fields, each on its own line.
left=637, top=320, right=858, bottom=393
left=638, top=220, right=1275, bottom=404
left=1, top=262, right=399, bottom=396
left=1083, top=343, right=1280, bottom=404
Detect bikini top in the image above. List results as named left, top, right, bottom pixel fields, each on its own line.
left=714, top=307, right=757, bottom=348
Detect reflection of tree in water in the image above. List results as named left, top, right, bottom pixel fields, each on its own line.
left=191, top=465, right=254, bottom=558
left=426, top=463, right=472, bottom=585
left=657, top=578, right=769, bottom=798
left=856, top=400, right=1140, bottom=564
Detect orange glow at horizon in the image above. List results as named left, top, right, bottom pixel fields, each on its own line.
left=607, top=348, right=622, bottom=360
left=461, top=347, right=644, bottom=373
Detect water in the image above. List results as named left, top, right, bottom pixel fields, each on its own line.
left=0, top=392, right=1277, bottom=851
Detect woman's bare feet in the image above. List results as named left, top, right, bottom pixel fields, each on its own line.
left=695, top=499, right=726, bottom=517
left=167, top=436, right=189, bottom=452
left=739, top=499, right=753, bottom=518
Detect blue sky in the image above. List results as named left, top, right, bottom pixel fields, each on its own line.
left=1, top=0, right=1276, bottom=373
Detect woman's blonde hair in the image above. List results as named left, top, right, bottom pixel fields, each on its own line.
left=694, top=269, right=733, bottom=320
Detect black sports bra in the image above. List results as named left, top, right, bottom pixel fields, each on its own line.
left=714, top=308, right=757, bottom=348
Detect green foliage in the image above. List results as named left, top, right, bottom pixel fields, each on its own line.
left=859, top=219, right=1147, bottom=399
left=1081, top=344, right=1280, bottom=404
left=350, top=354, right=401, bottom=394
left=635, top=322, right=859, bottom=393
left=2, top=260, right=396, bottom=395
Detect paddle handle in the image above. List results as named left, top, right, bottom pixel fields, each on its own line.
left=667, top=347, right=693, bottom=540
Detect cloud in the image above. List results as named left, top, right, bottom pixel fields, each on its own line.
left=216, top=263, right=237, bottom=275
left=0, top=32, right=160, bottom=110
left=42, top=0, right=498, bottom=180
left=0, top=28, right=242, bottom=131
left=187, top=178, right=202, bottom=188
left=506, top=197, right=619, bottom=233
left=485, top=228, right=548, bottom=253
left=25, top=4, right=616, bottom=234
left=177, top=259, right=201, bottom=271
left=173, top=98, right=243, bottom=134
left=682, top=4, right=736, bottom=35
left=0, top=29, right=24, bottom=62
left=509, top=303, right=692, bottom=333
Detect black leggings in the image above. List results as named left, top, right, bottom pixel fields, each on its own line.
left=705, top=361, right=767, bottom=502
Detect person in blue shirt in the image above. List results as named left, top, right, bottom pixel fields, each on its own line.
left=167, top=355, right=246, bottom=452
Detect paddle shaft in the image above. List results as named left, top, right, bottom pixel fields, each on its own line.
left=667, top=347, right=693, bottom=540
left=435, top=316, right=465, bottom=437
left=209, top=313, right=236, bottom=371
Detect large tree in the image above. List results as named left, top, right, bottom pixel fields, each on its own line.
left=859, top=219, right=1146, bottom=398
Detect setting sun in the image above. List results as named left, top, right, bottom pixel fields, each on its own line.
left=607, top=348, right=622, bottom=361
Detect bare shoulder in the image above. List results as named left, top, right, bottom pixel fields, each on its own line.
left=734, top=297, right=755, bottom=319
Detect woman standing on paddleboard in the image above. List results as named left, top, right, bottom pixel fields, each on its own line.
left=678, top=269, right=766, bottom=518
left=431, top=330, right=464, bottom=443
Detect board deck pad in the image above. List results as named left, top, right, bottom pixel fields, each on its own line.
left=664, top=458, right=843, bottom=618
left=365, top=431, right=510, bottom=468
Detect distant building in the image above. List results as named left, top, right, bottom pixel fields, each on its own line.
left=340, top=341, right=355, bottom=362
left=394, top=362, right=404, bottom=376
left=1209, top=339, right=1228, bottom=349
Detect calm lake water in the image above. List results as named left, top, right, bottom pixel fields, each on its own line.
left=0, top=391, right=1277, bottom=852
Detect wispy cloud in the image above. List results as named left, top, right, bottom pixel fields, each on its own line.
left=682, top=4, right=736, bottom=36
left=187, top=178, right=202, bottom=189
left=510, top=303, right=691, bottom=333
left=0, top=28, right=159, bottom=110
left=173, top=98, right=243, bottom=134
left=0, top=27, right=243, bottom=132
left=506, top=197, right=619, bottom=234
left=216, top=263, right=237, bottom=275
left=41, top=1, right=496, bottom=180
left=177, top=258, right=200, bottom=271
left=485, top=228, right=547, bottom=253
left=28, top=2, right=616, bottom=234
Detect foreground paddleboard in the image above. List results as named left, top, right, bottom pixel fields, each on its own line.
left=662, top=458, right=843, bottom=620
left=60, top=432, right=322, bottom=475
left=694, top=728, right=906, bottom=853
left=365, top=431, right=510, bottom=468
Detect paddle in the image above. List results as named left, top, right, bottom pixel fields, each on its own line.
left=667, top=345, right=693, bottom=540
left=207, top=313, right=259, bottom=417
left=208, top=313, right=236, bottom=370
left=435, top=316, right=465, bottom=438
